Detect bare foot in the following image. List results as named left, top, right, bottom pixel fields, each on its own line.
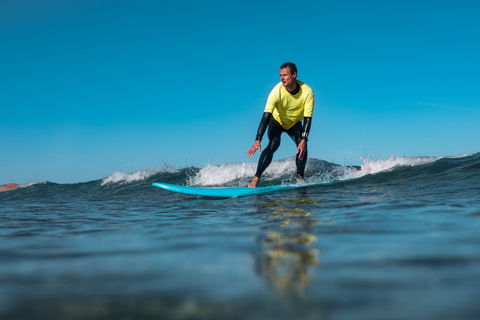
left=248, top=177, right=260, bottom=188
left=297, top=178, right=306, bottom=185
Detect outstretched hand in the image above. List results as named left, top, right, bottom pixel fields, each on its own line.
left=247, top=140, right=261, bottom=158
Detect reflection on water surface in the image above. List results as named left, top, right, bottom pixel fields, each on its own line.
left=257, top=196, right=321, bottom=298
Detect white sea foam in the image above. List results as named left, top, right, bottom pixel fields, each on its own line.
left=360, top=155, right=443, bottom=174
left=18, top=181, right=46, bottom=188
left=109, top=153, right=471, bottom=187
left=360, top=153, right=475, bottom=175
left=188, top=158, right=299, bottom=186
left=101, top=167, right=176, bottom=185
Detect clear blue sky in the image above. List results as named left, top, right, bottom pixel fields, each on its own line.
left=1, top=0, right=479, bottom=183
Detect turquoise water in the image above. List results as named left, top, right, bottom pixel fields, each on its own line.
left=1, top=154, right=480, bottom=319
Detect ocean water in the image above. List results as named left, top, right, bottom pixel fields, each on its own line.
left=1, top=153, right=480, bottom=320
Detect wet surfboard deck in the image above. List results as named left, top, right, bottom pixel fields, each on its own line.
left=152, top=182, right=322, bottom=198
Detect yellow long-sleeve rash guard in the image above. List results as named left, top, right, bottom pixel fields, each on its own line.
left=264, top=80, right=314, bottom=130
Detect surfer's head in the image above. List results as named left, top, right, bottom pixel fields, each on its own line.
left=280, top=62, right=297, bottom=78
left=280, top=62, right=297, bottom=90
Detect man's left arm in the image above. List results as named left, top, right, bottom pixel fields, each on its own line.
left=297, top=86, right=314, bottom=159
left=297, top=117, right=312, bottom=160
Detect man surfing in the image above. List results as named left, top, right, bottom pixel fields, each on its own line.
left=246, top=62, right=314, bottom=188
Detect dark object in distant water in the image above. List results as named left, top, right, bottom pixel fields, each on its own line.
left=0, top=183, right=19, bottom=192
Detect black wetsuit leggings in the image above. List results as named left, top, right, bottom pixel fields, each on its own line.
left=255, top=118, right=307, bottom=179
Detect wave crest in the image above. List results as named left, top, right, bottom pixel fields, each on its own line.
left=101, top=167, right=177, bottom=185
left=188, top=157, right=341, bottom=186
left=361, top=155, right=442, bottom=174
left=188, top=158, right=304, bottom=187
left=19, top=181, right=47, bottom=188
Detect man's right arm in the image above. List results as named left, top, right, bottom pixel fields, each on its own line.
left=247, top=112, right=272, bottom=158
left=255, top=112, right=272, bottom=141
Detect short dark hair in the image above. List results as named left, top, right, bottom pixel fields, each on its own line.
left=280, top=62, right=297, bottom=76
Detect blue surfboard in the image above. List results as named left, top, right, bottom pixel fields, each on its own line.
left=152, top=182, right=328, bottom=198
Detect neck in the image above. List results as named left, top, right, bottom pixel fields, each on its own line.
left=286, top=81, right=299, bottom=94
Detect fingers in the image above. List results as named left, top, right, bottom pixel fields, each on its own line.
left=255, top=141, right=261, bottom=153
left=297, top=146, right=305, bottom=160
left=246, top=143, right=261, bottom=158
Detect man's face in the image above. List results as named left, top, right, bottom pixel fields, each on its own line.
left=280, top=67, right=297, bottom=88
